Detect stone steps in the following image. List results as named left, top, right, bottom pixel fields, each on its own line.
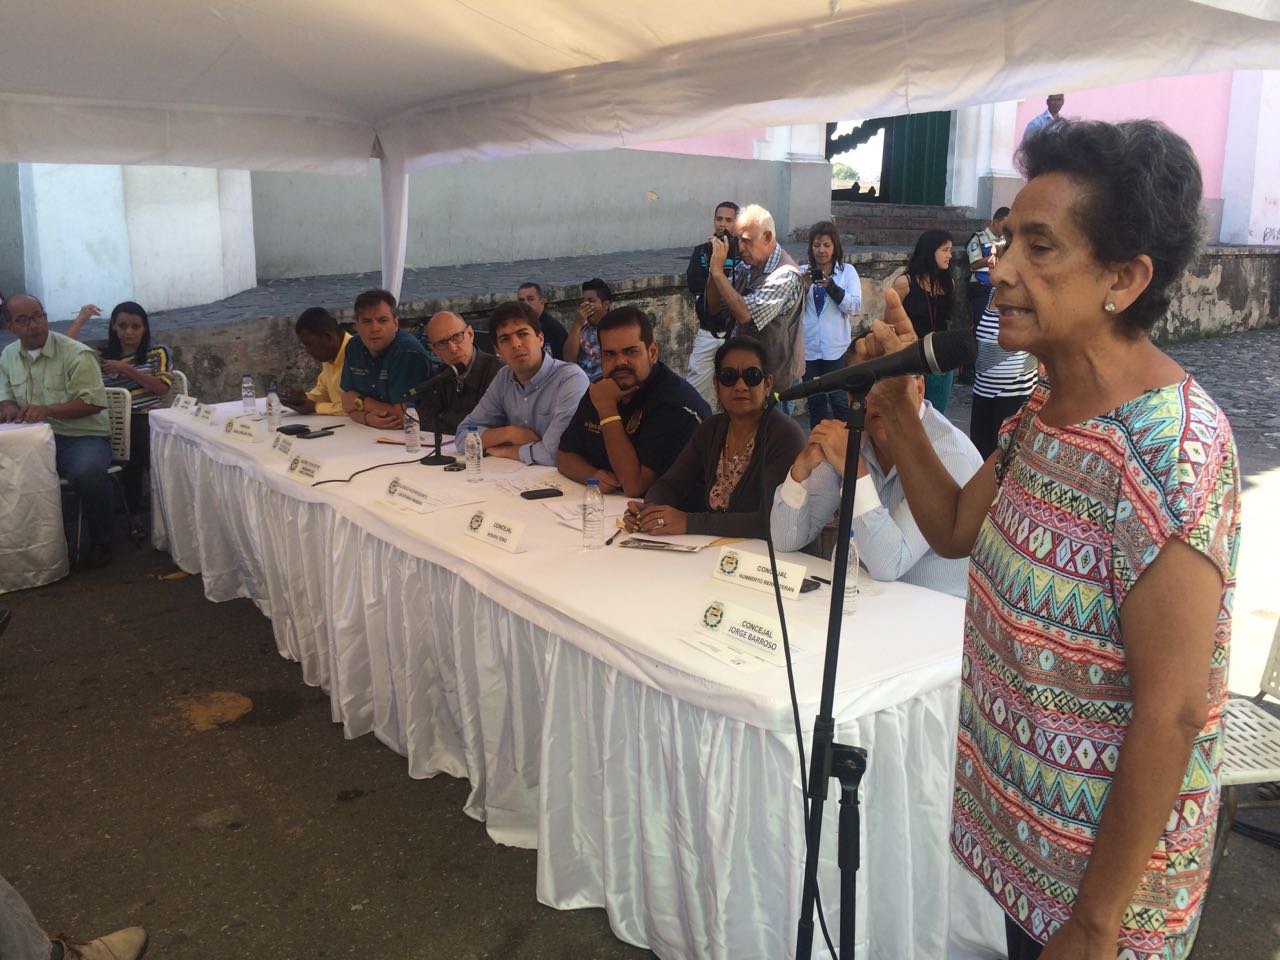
left=829, top=200, right=988, bottom=246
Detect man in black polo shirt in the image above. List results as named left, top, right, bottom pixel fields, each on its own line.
left=557, top=306, right=709, bottom=498
left=685, top=200, right=741, bottom=405
left=421, top=310, right=502, bottom=434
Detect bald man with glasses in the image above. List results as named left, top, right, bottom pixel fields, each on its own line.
left=421, top=311, right=502, bottom=434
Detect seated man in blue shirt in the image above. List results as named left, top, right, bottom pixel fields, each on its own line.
left=557, top=306, right=709, bottom=498
left=340, top=289, right=432, bottom=429
left=770, top=375, right=983, bottom=597
left=456, top=301, right=589, bottom=465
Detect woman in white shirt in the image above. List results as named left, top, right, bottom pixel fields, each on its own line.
left=800, top=221, right=861, bottom=427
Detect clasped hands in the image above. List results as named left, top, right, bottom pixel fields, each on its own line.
left=0, top=401, right=52, bottom=424
left=622, top=501, right=687, bottom=536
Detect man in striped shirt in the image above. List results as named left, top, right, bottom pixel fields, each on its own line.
left=704, top=204, right=805, bottom=393
left=969, top=291, right=1038, bottom=459
left=770, top=376, right=982, bottom=598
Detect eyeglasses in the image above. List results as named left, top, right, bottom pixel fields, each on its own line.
left=7, top=310, right=46, bottom=329
left=429, top=329, right=468, bottom=351
left=716, top=366, right=765, bottom=388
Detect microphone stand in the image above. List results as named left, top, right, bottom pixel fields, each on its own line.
left=795, top=388, right=870, bottom=960
left=415, top=385, right=456, bottom=466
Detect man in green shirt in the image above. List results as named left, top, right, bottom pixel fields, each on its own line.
left=0, top=293, right=115, bottom=567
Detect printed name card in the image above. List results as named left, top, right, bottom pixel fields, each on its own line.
left=463, top=508, right=526, bottom=554
left=270, top=433, right=295, bottom=458
left=285, top=454, right=324, bottom=483
left=686, top=597, right=788, bottom=668
left=713, top=547, right=808, bottom=600
left=173, top=395, right=197, bottom=414
left=383, top=475, right=433, bottom=514
left=193, top=405, right=218, bottom=426
left=224, top=417, right=267, bottom=443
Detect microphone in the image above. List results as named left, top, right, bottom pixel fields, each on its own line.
left=774, top=330, right=976, bottom=403
left=404, top=362, right=465, bottom=403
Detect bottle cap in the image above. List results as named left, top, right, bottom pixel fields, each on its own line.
left=586, top=478, right=599, bottom=486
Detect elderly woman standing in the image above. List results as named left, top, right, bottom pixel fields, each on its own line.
left=859, top=120, right=1240, bottom=960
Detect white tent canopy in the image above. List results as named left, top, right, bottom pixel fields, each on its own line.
left=3, top=0, right=1279, bottom=294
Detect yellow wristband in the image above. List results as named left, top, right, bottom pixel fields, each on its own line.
left=599, top=415, right=622, bottom=428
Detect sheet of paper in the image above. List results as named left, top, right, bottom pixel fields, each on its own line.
left=378, top=487, right=486, bottom=516
left=542, top=498, right=628, bottom=531
left=618, top=534, right=742, bottom=553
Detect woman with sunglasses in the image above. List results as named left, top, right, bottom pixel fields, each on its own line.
left=624, top=336, right=803, bottom=538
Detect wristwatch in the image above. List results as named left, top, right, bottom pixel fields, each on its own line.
left=353, top=395, right=365, bottom=412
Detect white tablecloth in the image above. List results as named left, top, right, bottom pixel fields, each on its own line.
left=0, top=423, right=68, bottom=593
left=149, top=402, right=1005, bottom=959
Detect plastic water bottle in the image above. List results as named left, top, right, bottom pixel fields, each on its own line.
left=240, top=373, right=256, bottom=415
left=843, top=534, right=860, bottom=616
left=464, top=425, right=483, bottom=482
left=265, top=384, right=281, bottom=431
left=583, top=478, right=604, bottom=549
left=403, top=406, right=421, bottom=455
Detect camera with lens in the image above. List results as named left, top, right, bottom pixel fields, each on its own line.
left=714, top=230, right=740, bottom=263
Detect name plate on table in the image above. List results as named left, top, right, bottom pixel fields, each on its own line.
left=270, top=433, right=295, bottom=458
left=193, top=404, right=219, bottom=426
left=713, top=547, right=807, bottom=601
left=384, top=475, right=433, bottom=513
left=463, top=509, right=526, bottom=554
left=686, top=598, right=787, bottom=668
left=172, top=395, right=197, bottom=414
left=223, top=417, right=267, bottom=443
left=285, top=454, right=324, bottom=483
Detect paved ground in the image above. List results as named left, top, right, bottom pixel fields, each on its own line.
left=2, top=327, right=1278, bottom=959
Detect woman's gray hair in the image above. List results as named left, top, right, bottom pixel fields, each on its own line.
left=1017, top=119, right=1203, bottom=337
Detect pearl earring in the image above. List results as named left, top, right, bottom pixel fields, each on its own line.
left=1103, top=302, right=1117, bottom=313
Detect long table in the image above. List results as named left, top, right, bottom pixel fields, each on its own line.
left=149, top=401, right=1005, bottom=959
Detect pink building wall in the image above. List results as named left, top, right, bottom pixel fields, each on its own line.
left=1014, top=73, right=1233, bottom=200
left=627, top=128, right=765, bottom=160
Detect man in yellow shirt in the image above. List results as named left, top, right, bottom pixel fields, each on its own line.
left=279, top=307, right=350, bottom=416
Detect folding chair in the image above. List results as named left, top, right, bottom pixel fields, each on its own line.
left=62, top=387, right=131, bottom=563
left=1215, top=617, right=1280, bottom=865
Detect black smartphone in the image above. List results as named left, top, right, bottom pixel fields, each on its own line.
left=442, top=462, right=467, bottom=472
left=800, top=577, right=821, bottom=594
left=277, top=424, right=311, bottom=436
left=298, top=429, right=334, bottom=439
left=519, top=487, right=563, bottom=500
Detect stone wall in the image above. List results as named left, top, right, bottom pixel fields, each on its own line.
left=155, top=245, right=1279, bottom=403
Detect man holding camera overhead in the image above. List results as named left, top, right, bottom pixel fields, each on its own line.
left=684, top=200, right=741, bottom=405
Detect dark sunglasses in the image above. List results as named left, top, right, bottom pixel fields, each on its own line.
left=716, top=366, right=765, bottom=388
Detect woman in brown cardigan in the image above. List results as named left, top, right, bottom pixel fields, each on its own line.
left=624, top=336, right=805, bottom=539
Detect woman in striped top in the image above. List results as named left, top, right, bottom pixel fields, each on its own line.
left=100, top=301, right=173, bottom=537
left=969, top=285, right=1038, bottom=459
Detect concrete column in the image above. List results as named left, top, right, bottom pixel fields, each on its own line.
left=947, top=106, right=984, bottom=209
left=20, top=163, right=134, bottom=320
left=976, top=102, right=1022, bottom=218
left=1220, top=70, right=1280, bottom=246
left=18, top=163, right=257, bottom=318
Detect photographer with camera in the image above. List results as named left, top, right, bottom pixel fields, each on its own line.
left=684, top=200, right=741, bottom=405
left=800, top=220, right=861, bottom=426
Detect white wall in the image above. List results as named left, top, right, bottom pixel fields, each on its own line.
left=1221, top=70, right=1280, bottom=246
left=20, top=163, right=134, bottom=320
left=251, top=148, right=832, bottom=280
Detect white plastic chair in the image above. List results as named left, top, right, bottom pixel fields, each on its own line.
left=62, top=387, right=132, bottom=562
left=168, top=369, right=190, bottom=404
left=1215, top=618, right=1280, bottom=863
